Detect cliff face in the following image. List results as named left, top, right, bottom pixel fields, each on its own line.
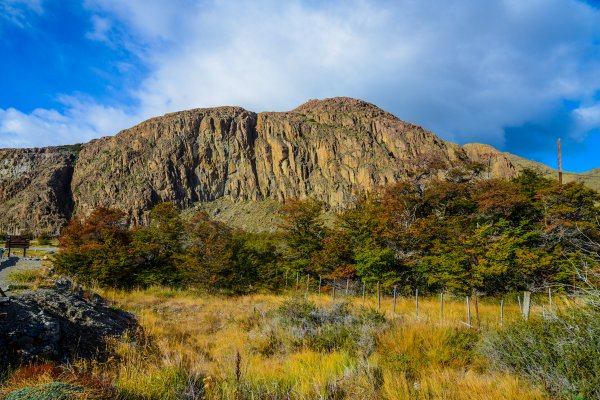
left=71, top=107, right=259, bottom=225
left=1, top=97, right=520, bottom=233
left=0, top=147, right=77, bottom=235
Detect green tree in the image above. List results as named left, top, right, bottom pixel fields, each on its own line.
left=131, top=202, right=184, bottom=285
left=278, top=198, right=325, bottom=274
left=178, top=211, right=234, bottom=290
left=354, top=242, right=398, bottom=287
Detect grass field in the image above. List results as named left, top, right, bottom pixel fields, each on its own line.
left=1, top=286, right=552, bottom=399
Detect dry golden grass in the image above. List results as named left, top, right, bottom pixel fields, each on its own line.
left=3, top=287, right=550, bottom=399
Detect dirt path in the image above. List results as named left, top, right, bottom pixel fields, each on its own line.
left=0, top=257, right=42, bottom=289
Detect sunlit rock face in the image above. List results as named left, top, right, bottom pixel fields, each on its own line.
left=1, top=97, right=518, bottom=233
left=0, top=146, right=76, bottom=235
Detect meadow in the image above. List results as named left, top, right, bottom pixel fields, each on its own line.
left=1, top=286, right=552, bottom=399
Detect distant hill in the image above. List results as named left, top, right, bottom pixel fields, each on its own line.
left=502, top=152, right=600, bottom=192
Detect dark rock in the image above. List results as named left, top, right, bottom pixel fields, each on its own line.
left=0, top=279, right=136, bottom=373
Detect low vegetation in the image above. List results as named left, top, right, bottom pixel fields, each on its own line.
left=0, top=290, right=548, bottom=399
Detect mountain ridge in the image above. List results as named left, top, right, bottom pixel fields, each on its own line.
left=0, top=97, right=592, bottom=235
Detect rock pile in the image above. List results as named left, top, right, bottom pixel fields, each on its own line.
left=0, top=279, right=135, bottom=372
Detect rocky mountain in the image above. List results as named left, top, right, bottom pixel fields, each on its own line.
left=0, top=97, right=572, bottom=235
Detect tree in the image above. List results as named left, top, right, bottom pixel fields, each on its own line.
left=54, top=207, right=135, bottom=287
left=178, top=211, right=234, bottom=290
left=311, top=230, right=355, bottom=278
left=355, top=242, right=398, bottom=287
left=130, top=202, right=184, bottom=285
left=278, top=198, right=325, bottom=273
left=231, top=231, right=282, bottom=292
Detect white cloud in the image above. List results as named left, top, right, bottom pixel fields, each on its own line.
left=3, top=0, right=600, bottom=149
left=0, top=99, right=138, bottom=148
left=573, top=104, right=600, bottom=139
left=85, top=15, right=112, bottom=43
left=0, top=0, right=43, bottom=27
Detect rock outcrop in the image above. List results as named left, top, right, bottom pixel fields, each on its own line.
left=1, top=97, right=523, bottom=232
left=0, top=279, right=135, bottom=372
left=0, top=147, right=78, bottom=236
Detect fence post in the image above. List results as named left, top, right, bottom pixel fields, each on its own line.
left=415, top=289, right=419, bottom=319
left=393, top=286, right=398, bottom=316
left=318, top=276, right=322, bottom=296
left=548, top=287, right=553, bottom=313
left=500, top=299, right=504, bottom=326
left=295, top=272, right=300, bottom=291
left=332, top=278, right=336, bottom=300
left=440, top=292, right=444, bottom=324
left=517, top=295, right=522, bottom=314
left=346, top=278, right=350, bottom=295
left=377, top=281, right=381, bottom=310
left=305, top=274, right=310, bottom=299
left=522, top=291, right=531, bottom=321
left=474, top=296, right=480, bottom=329
left=466, top=296, right=471, bottom=327
left=362, top=281, right=366, bottom=307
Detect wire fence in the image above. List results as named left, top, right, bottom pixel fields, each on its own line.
left=282, top=272, right=565, bottom=329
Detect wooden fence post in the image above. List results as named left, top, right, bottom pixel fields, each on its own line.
left=362, top=282, right=366, bottom=307
left=440, top=292, right=444, bottom=324
left=377, top=281, right=381, bottom=310
left=474, top=296, right=480, bottom=329
left=318, top=276, right=322, bottom=296
left=500, top=299, right=504, bottom=326
left=332, top=278, right=336, bottom=300
left=517, top=295, right=522, bottom=314
left=548, top=287, right=553, bottom=313
left=346, top=278, right=350, bottom=295
left=522, top=291, right=531, bottom=321
left=305, top=274, right=310, bottom=299
left=393, top=286, right=398, bottom=316
left=466, top=296, right=471, bottom=327
left=415, top=289, right=419, bottom=318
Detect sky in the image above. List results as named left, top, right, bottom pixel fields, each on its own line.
left=1, top=0, right=600, bottom=172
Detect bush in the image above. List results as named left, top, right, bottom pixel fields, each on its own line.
left=36, top=232, right=53, bottom=246
left=5, top=382, right=84, bottom=400
left=479, top=305, right=600, bottom=399
left=266, top=299, right=386, bottom=356
left=7, top=269, right=44, bottom=284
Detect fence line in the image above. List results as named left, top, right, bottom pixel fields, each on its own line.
left=281, top=274, right=560, bottom=329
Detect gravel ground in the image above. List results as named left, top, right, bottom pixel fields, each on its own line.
left=0, top=257, right=42, bottom=290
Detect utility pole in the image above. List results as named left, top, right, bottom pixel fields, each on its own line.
left=558, top=138, right=563, bottom=188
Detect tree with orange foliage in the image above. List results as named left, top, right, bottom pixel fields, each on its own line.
left=54, top=207, right=134, bottom=287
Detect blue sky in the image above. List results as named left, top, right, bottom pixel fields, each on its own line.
left=1, top=0, right=599, bottom=172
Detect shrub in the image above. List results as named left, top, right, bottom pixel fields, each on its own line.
left=479, top=305, right=600, bottom=399
left=7, top=269, right=44, bottom=284
left=36, top=232, right=53, bottom=246
left=267, top=298, right=386, bottom=356
left=5, top=382, right=84, bottom=400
